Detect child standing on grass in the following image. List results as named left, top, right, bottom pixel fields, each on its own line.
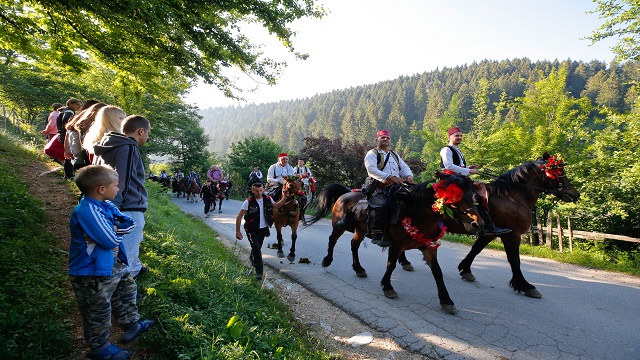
left=69, top=165, right=155, bottom=360
left=235, top=182, right=287, bottom=280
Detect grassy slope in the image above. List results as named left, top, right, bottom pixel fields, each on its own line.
left=0, top=135, right=75, bottom=359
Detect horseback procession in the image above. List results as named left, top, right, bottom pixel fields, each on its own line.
left=186, top=127, right=579, bottom=315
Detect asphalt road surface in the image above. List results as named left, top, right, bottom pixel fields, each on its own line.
left=170, top=195, right=640, bottom=360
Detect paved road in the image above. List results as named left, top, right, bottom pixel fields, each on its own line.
left=170, top=195, right=640, bottom=360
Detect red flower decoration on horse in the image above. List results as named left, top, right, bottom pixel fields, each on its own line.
left=431, top=180, right=463, bottom=215
left=539, top=155, right=567, bottom=180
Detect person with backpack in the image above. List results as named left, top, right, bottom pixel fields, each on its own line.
left=55, top=98, right=83, bottom=177
left=440, top=126, right=510, bottom=236
left=363, top=129, right=415, bottom=247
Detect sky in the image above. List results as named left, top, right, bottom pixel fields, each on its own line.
left=183, top=0, right=618, bottom=109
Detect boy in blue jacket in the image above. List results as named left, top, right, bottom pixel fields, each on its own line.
left=69, top=165, right=155, bottom=360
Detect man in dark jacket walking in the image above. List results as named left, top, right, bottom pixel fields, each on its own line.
left=93, top=115, right=151, bottom=279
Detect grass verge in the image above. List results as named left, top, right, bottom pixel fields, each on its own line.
left=137, top=182, right=340, bottom=359
left=0, top=134, right=75, bottom=359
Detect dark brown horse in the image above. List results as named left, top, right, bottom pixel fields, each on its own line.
left=448, top=153, right=580, bottom=298
left=273, top=177, right=305, bottom=262
left=185, top=178, right=200, bottom=203
left=213, top=180, right=230, bottom=213
left=306, top=172, right=483, bottom=314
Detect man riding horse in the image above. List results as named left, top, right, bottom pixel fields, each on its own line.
left=363, top=130, right=416, bottom=247
left=266, top=152, right=296, bottom=201
left=440, top=127, right=511, bottom=236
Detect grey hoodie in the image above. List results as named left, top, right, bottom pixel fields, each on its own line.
left=93, top=131, right=148, bottom=212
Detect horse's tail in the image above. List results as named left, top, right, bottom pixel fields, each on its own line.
left=305, top=183, right=351, bottom=227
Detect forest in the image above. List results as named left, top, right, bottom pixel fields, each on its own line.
left=203, top=58, right=640, bottom=238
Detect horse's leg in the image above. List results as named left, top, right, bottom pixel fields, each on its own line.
left=398, top=251, right=414, bottom=272
left=218, top=197, right=222, bottom=212
left=457, top=234, right=496, bottom=282
left=276, top=226, right=285, bottom=258
left=351, top=227, right=367, bottom=277
left=381, top=244, right=402, bottom=299
left=323, top=224, right=346, bottom=268
left=421, top=247, right=457, bottom=314
left=502, top=234, right=541, bottom=298
left=287, top=223, right=297, bottom=262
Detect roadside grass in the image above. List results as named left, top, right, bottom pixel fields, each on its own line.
left=0, top=134, right=75, bottom=359
left=138, top=182, right=340, bottom=359
left=444, top=234, right=640, bottom=276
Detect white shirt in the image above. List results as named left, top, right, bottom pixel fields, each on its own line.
left=364, top=148, right=413, bottom=182
left=293, top=165, right=312, bottom=184
left=241, top=196, right=275, bottom=228
left=267, top=163, right=295, bottom=185
left=440, top=143, right=470, bottom=176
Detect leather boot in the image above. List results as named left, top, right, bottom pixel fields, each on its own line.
left=369, top=207, right=390, bottom=247
left=478, top=206, right=511, bottom=236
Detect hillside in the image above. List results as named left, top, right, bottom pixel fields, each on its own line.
left=200, top=58, right=632, bottom=155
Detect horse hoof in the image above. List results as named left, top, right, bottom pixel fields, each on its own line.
left=355, top=270, right=367, bottom=278
left=287, top=255, right=295, bottom=263
left=218, top=210, right=222, bottom=213
left=460, top=272, right=476, bottom=282
left=383, top=289, right=398, bottom=299
left=441, top=304, right=458, bottom=315
left=277, top=251, right=285, bottom=258
left=524, top=289, right=542, bottom=298
left=401, top=263, right=414, bottom=272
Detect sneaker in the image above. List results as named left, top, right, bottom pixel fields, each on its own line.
left=87, top=343, right=130, bottom=360
left=133, top=266, right=149, bottom=280
left=121, top=319, right=156, bottom=343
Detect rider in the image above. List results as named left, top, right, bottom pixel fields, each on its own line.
left=266, top=152, right=296, bottom=202
left=173, top=170, right=184, bottom=185
left=158, top=170, right=169, bottom=181
left=293, top=159, right=313, bottom=193
left=364, top=130, right=416, bottom=247
left=207, top=165, right=223, bottom=185
left=187, top=168, right=201, bottom=186
left=248, top=166, right=263, bottom=186
left=440, top=126, right=511, bottom=236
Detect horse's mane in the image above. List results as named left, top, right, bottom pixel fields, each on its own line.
left=405, top=180, right=437, bottom=214
left=489, top=161, right=539, bottom=197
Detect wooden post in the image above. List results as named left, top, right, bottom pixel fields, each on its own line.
left=556, top=212, right=563, bottom=252
left=567, top=217, right=573, bottom=253
left=536, top=208, right=544, bottom=246
left=546, top=210, right=553, bottom=249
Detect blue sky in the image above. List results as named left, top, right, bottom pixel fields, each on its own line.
left=184, top=0, right=618, bottom=109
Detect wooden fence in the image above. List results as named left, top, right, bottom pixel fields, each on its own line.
left=525, top=209, right=640, bottom=252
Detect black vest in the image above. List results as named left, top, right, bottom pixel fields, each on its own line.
left=244, top=195, right=274, bottom=231
left=440, top=145, right=466, bottom=169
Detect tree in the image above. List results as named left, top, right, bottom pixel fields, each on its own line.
left=590, top=0, right=640, bottom=61
left=0, top=0, right=325, bottom=99
left=226, top=136, right=282, bottom=187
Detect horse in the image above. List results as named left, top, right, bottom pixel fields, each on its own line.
left=185, top=178, right=201, bottom=203
left=213, top=180, right=230, bottom=213
left=448, top=153, right=580, bottom=298
left=172, top=177, right=187, bottom=197
left=306, top=172, right=483, bottom=314
left=273, top=177, right=306, bottom=262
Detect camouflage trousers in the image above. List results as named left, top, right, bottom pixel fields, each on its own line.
left=69, top=261, right=140, bottom=349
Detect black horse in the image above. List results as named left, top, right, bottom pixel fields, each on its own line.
left=306, top=172, right=483, bottom=314
left=447, top=153, right=580, bottom=298
left=171, top=177, right=187, bottom=197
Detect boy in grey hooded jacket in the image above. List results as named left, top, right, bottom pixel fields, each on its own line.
left=93, top=115, right=151, bottom=278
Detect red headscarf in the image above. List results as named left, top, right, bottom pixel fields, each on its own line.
left=447, top=127, right=462, bottom=137
left=376, top=130, right=391, bottom=137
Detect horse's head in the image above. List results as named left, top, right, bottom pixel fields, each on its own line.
left=283, top=177, right=305, bottom=199
left=535, top=153, right=580, bottom=203
left=432, top=171, right=484, bottom=231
